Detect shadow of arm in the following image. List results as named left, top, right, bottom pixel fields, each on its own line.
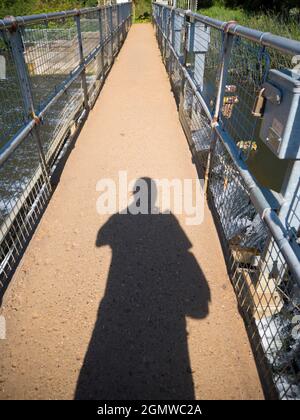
left=184, top=252, right=211, bottom=319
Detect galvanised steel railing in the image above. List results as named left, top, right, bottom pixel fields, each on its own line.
left=0, top=2, right=132, bottom=289
left=153, top=1, right=300, bottom=400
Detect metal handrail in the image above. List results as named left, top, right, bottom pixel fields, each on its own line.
left=154, top=12, right=300, bottom=285
left=153, top=2, right=300, bottom=399
left=0, top=3, right=131, bottom=166
left=0, top=2, right=132, bottom=288
left=0, top=3, right=128, bottom=29
left=155, top=2, right=300, bottom=56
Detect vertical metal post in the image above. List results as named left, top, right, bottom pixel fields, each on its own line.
left=122, top=3, right=126, bottom=40
left=119, top=4, right=123, bottom=43
left=182, top=14, right=190, bottom=67
left=205, top=24, right=235, bottom=195
left=256, top=160, right=300, bottom=314
left=98, top=8, right=105, bottom=79
left=8, top=28, right=35, bottom=120
left=171, top=7, right=176, bottom=48
left=162, top=7, right=167, bottom=60
left=123, top=4, right=125, bottom=41
left=212, top=25, right=235, bottom=123
left=8, top=24, right=50, bottom=180
left=121, top=4, right=124, bottom=42
left=75, top=13, right=90, bottom=112
left=109, top=5, right=114, bottom=61
left=117, top=4, right=121, bottom=48
left=193, top=22, right=210, bottom=93
left=173, top=8, right=183, bottom=58
left=191, top=0, right=197, bottom=12
left=179, top=15, right=188, bottom=118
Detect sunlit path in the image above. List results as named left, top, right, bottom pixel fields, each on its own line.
left=0, top=24, right=263, bottom=400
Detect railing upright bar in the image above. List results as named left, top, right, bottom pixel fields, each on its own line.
left=171, top=5, right=176, bottom=48
left=7, top=29, right=35, bottom=119
left=75, top=13, right=90, bottom=112
left=109, top=6, right=114, bottom=61
left=204, top=24, right=235, bottom=195
left=98, top=8, right=105, bottom=80
left=7, top=23, right=50, bottom=181
left=117, top=4, right=121, bottom=48
left=212, top=26, right=235, bottom=124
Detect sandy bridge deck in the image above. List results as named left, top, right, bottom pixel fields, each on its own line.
left=0, top=24, right=263, bottom=400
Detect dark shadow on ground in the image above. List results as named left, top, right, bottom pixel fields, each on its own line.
left=75, top=178, right=210, bottom=400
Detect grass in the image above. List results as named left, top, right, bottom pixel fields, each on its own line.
left=133, top=0, right=151, bottom=23
left=198, top=5, right=300, bottom=41
left=0, top=1, right=91, bottom=19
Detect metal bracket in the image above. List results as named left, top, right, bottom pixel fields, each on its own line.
left=5, top=15, right=18, bottom=32
left=263, top=81, right=281, bottom=104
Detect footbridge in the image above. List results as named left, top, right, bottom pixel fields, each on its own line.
left=0, top=1, right=299, bottom=400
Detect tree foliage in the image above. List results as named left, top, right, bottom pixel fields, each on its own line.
left=0, top=0, right=98, bottom=18
left=0, top=0, right=299, bottom=19
left=217, top=0, right=299, bottom=13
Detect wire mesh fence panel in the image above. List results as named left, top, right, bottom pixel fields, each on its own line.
left=254, top=238, right=300, bottom=400
left=176, top=0, right=197, bottom=10
left=209, top=138, right=268, bottom=254
left=0, top=2, right=132, bottom=290
left=174, top=11, right=184, bottom=59
left=162, top=7, right=171, bottom=44
left=40, top=76, right=84, bottom=166
left=22, top=17, right=80, bottom=112
left=80, top=12, right=101, bottom=59
left=164, top=41, right=171, bottom=74
left=170, top=50, right=183, bottom=105
left=178, top=77, right=213, bottom=174
left=267, top=46, right=294, bottom=73
left=0, top=131, right=51, bottom=285
left=153, top=2, right=300, bottom=400
left=209, top=137, right=300, bottom=400
left=287, top=180, right=300, bottom=244
left=188, top=92, right=212, bottom=171
left=0, top=30, right=28, bottom=148
left=222, top=37, right=271, bottom=160
left=86, top=55, right=103, bottom=107
left=194, top=25, right=223, bottom=111
left=221, top=38, right=297, bottom=194
left=112, top=5, right=118, bottom=29
left=112, top=6, right=119, bottom=55
left=101, top=8, right=109, bottom=42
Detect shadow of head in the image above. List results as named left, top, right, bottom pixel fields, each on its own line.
left=130, top=176, right=158, bottom=214
left=76, top=177, right=210, bottom=399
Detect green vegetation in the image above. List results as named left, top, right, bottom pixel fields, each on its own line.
left=1, top=0, right=299, bottom=39
left=198, top=1, right=300, bottom=40
left=0, top=0, right=152, bottom=23
left=133, top=0, right=151, bottom=22
left=0, top=1, right=98, bottom=18
left=218, top=0, right=299, bottom=14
